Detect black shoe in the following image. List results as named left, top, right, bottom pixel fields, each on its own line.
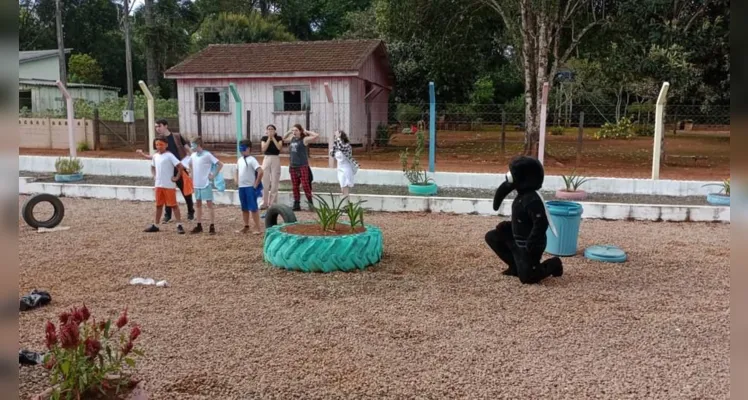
left=177, top=225, right=185, bottom=234
left=190, top=224, right=203, bottom=234
left=209, top=224, right=216, bottom=235
left=145, top=224, right=160, bottom=233
left=546, top=257, right=563, bottom=277
left=501, top=268, right=518, bottom=276
left=187, top=213, right=195, bottom=221
left=161, top=216, right=171, bottom=224
left=292, top=201, right=301, bottom=211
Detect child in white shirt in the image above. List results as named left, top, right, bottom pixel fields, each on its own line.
left=184, top=137, right=223, bottom=235
left=145, top=137, right=186, bottom=234
left=234, top=139, right=264, bottom=234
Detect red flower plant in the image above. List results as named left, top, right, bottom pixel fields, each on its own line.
left=129, top=325, right=141, bottom=342
left=121, top=341, right=133, bottom=356
left=84, top=337, right=102, bottom=359
left=59, top=312, right=71, bottom=324
left=116, top=308, right=128, bottom=329
left=43, top=354, right=56, bottom=370
left=45, top=321, right=57, bottom=349
left=59, top=320, right=80, bottom=349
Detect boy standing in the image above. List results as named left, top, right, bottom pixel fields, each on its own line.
left=184, top=137, right=223, bottom=235
left=234, top=139, right=264, bottom=234
left=145, top=137, right=186, bottom=234
left=155, top=119, right=195, bottom=222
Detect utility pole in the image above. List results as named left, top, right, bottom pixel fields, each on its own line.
left=122, top=0, right=135, bottom=143
left=55, top=0, right=67, bottom=86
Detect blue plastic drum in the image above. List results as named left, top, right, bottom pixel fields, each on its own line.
left=545, top=201, right=584, bottom=257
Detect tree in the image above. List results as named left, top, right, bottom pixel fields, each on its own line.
left=478, top=0, right=608, bottom=155
left=191, top=12, right=296, bottom=51
left=68, top=53, right=104, bottom=84
left=143, top=0, right=158, bottom=89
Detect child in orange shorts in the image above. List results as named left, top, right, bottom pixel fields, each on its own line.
left=145, top=137, right=186, bottom=234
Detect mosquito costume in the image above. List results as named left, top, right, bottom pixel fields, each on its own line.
left=484, top=156, right=564, bottom=284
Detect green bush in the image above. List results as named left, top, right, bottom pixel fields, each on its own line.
left=395, top=104, right=421, bottom=125
left=374, top=122, right=390, bottom=147
left=594, top=116, right=635, bottom=139
left=55, top=157, right=83, bottom=175
left=550, top=126, right=564, bottom=136
left=73, top=95, right=179, bottom=121
left=633, top=123, right=654, bottom=137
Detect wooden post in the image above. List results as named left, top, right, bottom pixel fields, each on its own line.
left=500, top=110, right=506, bottom=155
left=196, top=107, right=202, bottom=137
left=93, top=109, right=101, bottom=150
left=365, top=102, right=372, bottom=155
left=576, top=112, right=584, bottom=167
left=246, top=110, right=251, bottom=139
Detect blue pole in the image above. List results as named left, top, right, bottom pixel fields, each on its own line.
left=428, top=82, right=436, bottom=173
left=228, top=83, right=243, bottom=158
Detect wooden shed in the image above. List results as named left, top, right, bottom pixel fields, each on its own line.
left=164, top=39, right=393, bottom=146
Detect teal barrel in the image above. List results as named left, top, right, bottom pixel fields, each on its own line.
left=544, top=201, right=584, bottom=257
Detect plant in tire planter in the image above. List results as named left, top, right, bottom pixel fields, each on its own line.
left=703, top=178, right=730, bottom=206
left=556, top=170, right=591, bottom=200
left=34, top=305, right=148, bottom=400
left=54, top=157, right=84, bottom=182
left=263, top=193, right=383, bottom=272
left=400, top=130, right=436, bottom=195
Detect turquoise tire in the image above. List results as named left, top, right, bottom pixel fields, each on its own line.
left=54, top=173, right=83, bottom=182
left=263, top=222, right=384, bottom=272
left=408, top=183, right=438, bottom=196
left=706, top=193, right=730, bottom=206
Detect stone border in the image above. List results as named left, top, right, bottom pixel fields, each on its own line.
left=19, top=178, right=729, bottom=223
left=19, top=155, right=722, bottom=196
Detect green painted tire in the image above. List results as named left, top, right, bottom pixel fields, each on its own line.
left=263, top=221, right=384, bottom=272
left=408, top=182, right=438, bottom=196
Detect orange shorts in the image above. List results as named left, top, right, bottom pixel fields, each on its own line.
left=180, top=171, right=194, bottom=196
left=155, top=187, right=177, bottom=207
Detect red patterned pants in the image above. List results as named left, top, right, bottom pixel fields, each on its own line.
left=289, top=165, right=313, bottom=203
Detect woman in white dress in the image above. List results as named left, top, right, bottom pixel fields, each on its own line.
left=330, top=130, right=359, bottom=197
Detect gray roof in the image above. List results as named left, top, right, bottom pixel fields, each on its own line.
left=20, top=49, right=72, bottom=63
left=19, top=78, right=119, bottom=91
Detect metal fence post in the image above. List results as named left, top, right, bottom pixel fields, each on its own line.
left=500, top=110, right=506, bottom=155
left=576, top=111, right=584, bottom=167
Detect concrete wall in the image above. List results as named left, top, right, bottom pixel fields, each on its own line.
left=19, top=57, right=60, bottom=81
left=19, top=155, right=722, bottom=197
left=18, top=177, right=730, bottom=223
left=19, top=119, right=94, bottom=150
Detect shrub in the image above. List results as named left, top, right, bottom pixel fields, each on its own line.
left=550, top=126, right=564, bottom=136
left=374, top=122, right=390, bottom=147
left=594, top=116, right=634, bottom=139
left=54, top=157, right=83, bottom=175
left=345, top=199, right=367, bottom=231
left=311, top=193, right=347, bottom=232
left=42, top=305, right=143, bottom=399
left=399, top=130, right=432, bottom=185
left=633, top=123, right=654, bottom=137
left=395, top=104, right=421, bottom=125
left=76, top=141, right=90, bottom=152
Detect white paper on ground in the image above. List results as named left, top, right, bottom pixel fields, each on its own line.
left=37, top=226, right=70, bottom=233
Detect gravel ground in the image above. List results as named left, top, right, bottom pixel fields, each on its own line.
left=20, top=172, right=710, bottom=205
left=19, top=196, right=729, bottom=399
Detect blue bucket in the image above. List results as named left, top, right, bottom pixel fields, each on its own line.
left=545, top=201, right=584, bottom=257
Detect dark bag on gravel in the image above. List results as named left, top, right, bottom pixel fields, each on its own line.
left=19, top=289, right=51, bottom=311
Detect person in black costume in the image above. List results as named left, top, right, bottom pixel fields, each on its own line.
left=485, top=156, right=564, bottom=284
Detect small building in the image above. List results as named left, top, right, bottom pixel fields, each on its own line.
left=164, top=39, right=393, bottom=146
left=19, top=49, right=119, bottom=115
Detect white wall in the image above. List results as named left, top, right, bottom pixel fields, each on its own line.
left=176, top=77, right=356, bottom=145
left=19, top=57, right=60, bottom=81
left=19, top=155, right=723, bottom=197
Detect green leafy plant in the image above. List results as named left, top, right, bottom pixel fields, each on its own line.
left=345, top=199, right=368, bottom=231
left=54, top=157, right=83, bottom=175
left=395, top=103, right=421, bottom=125
left=311, top=193, right=348, bottom=232
left=374, top=122, right=390, bottom=147
left=42, top=305, right=143, bottom=400
left=550, top=126, right=564, bottom=136
left=633, top=123, right=654, bottom=137
left=76, top=141, right=90, bottom=152
left=399, top=130, right=433, bottom=185
left=594, top=116, right=635, bottom=139
left=703, top=178, right=730, bottom=196
left=561, top=170, right=591, bottom=191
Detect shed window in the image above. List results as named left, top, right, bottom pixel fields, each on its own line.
left=194, top=87, right=229, bottom=113
left=273, top=86, right=310, bottom=112
left=19, top=90, right=32, bottom=112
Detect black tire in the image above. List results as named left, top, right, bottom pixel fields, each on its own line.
left=264, top=204, right=297, bottom=229
left=22, top=194, right=65, bottom=229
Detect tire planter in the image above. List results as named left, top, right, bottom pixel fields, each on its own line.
left=264, top=204, right=298, bottom=229
left=263, top=221, right=383, bottom=272
left=706, top=193, right=730, bottom=206
left=54, top=173, right=83, bottom=182
left=32, top=379, right=147, bottom=400
left=22, top=193, right=65, bottom=229
left=555, top=189, right=587, bottom=201
left=408, top=182, right=438, bottom=196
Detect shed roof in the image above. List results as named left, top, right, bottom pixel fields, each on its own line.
left=20, top=49, right=72, bottom=63
left=165, top=39, right=390, bottom=79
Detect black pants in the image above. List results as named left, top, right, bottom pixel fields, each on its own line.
left=485, top=221, right=556, bottom=284
left=164, top=173, right=194, bottom=219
